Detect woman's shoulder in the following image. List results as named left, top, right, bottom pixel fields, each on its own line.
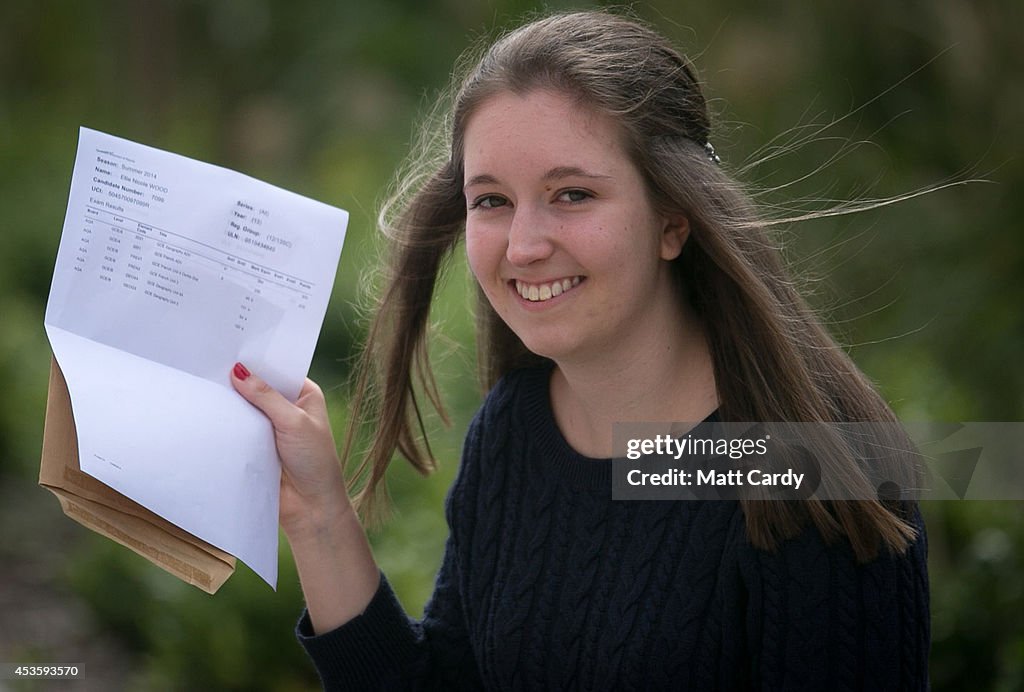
left=455, top=364, right=551, bottom=469
left=446, top=364, right=554, bottom=532
left=470, top=363, right=554, bottom=436
left=732, top=503, right=929, bottom=598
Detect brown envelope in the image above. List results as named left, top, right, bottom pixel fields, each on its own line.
left=39, top=356, right=236, bottom=593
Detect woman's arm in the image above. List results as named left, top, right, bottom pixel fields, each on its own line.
left=230, top=364, right=379, bottom=633
left=230, top=363, right=483, bottom=689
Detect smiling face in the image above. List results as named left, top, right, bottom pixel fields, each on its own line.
left=462, top=89, right=690, bottom=367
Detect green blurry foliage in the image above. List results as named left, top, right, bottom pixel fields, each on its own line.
left=926, top=501, right=1024, bottom=691
left=0, top=0, right=1021, bottom=689
left=65, top=536, right=319, bottom=690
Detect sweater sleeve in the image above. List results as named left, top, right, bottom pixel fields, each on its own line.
left=739, top=508, right=930, bottom=691
left=295, top=542, right=481, bottom=690
left=294, top=412, right=487, bottom=691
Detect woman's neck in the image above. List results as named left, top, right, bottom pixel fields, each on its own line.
left=548, top=308, right=718, bottom=459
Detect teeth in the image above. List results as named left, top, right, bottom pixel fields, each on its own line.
left=515, top=277, right=582, bottom=302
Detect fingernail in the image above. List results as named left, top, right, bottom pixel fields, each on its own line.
left=233, top=362, right=251, bottom=380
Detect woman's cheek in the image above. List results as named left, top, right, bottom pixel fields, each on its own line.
left=464, top=231, right=485, bottom=286
left=465, top=226, right=503, bottom=288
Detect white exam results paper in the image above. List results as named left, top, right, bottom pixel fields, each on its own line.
left=44, top=127, right=349, bottom=588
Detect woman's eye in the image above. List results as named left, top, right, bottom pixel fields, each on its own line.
left=470, top=195, right=508, bottom=210
left=558, top=189, right=592, bottom=203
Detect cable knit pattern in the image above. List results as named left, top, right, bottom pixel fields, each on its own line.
left=296, top=366, right=931, bottom=690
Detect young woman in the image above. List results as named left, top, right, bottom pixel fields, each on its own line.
left=231, top=10, right=929, bottom=690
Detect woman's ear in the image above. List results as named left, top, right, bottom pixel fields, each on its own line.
left=659, top=214, right=690, bottom=261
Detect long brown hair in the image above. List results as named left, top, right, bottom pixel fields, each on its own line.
left=343, top=10, right=918, bottom=561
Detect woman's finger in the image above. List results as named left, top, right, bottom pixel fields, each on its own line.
left=230, top=361, right=302, bottom=430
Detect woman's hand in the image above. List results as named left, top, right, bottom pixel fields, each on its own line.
left=229, top=362, right=349, bottom=539
left=230, top=362, right=380, bottom=632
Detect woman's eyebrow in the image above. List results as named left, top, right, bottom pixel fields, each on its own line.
left=542, top=165, right=612, bottom=182
left=464, top=173, right=500, bottom=190
left=464, top=166, right=612, bottom=190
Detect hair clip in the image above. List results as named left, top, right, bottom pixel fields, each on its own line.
left=704, top=141, right=721, bottom=165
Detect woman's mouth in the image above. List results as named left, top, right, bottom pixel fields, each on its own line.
left=513, top=276, right=583, bottom=302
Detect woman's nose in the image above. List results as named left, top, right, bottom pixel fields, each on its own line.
left=505, top=205, right=555, bottom=267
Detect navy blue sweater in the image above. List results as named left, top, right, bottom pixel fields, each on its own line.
left=297, top=366, right=930, bottom=690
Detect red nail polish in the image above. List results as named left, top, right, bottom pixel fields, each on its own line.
left=233, top=362, right=251, bottom=380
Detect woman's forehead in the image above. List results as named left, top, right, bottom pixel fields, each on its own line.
left=462, top=89, right=632, bottom=177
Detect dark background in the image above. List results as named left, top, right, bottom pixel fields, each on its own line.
left=1, top=1, right=1021, bottom=689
